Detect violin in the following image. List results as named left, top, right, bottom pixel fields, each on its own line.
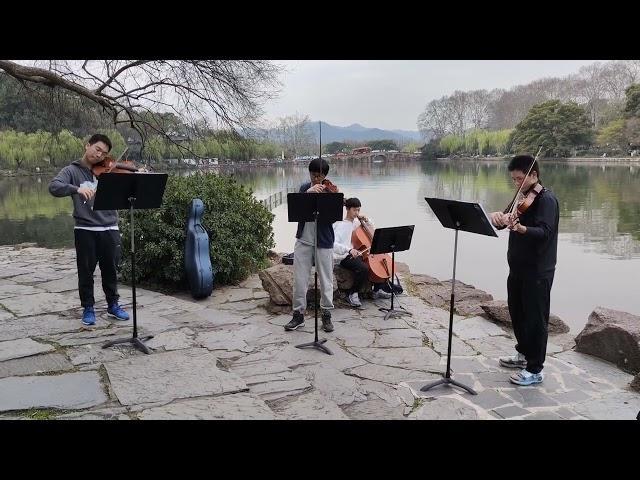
left=497, top=144, right=544, bottom=231
left=351, top=215, right=394, bottom=283
left=91, top=147, right=148, bottom=177
left=321, top=178, right=339, bottom=193
left=91, top=156, right=143, bottom=177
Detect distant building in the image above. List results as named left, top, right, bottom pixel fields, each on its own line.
left=351, top=146, right=372, bottom=155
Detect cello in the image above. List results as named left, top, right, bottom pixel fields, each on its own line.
left=351, top=215, right=394, bottom=283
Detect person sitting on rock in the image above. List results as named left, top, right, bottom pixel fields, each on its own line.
left=333, top=197, right=392, bottom=307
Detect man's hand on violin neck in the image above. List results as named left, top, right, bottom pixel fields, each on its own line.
left=307, top=184, right=325, bottom=193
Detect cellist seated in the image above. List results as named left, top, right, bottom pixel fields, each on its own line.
left=333, top=197, right=392, bottom=307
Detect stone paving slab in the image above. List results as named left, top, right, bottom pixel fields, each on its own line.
left=296, top=363, right=368, bottom=406
left=66, top=344, right=134, bottom=366
left=346, top=363, right=438, bottom=385
left=504, top=387, right=560, bottom=408
left=1, top=246, right=639, bottom=420
left=571, top=390, right=640, bottom=420
left=145, top=329, right=196, bottom=351
left=0, top=266, right=32, bottom=279
left=248, top=373, right=311, bottom=401
left=342, top=398, right=406, bottom=419
left=45, top=327, right=134, bottom=347
left=104, top=348, right=248, bottom=406
left=0, top=338, right=55, bottom=362
left=408, top=396, right=480, bottom=420
left=423, top=328, right=479, bottom=356
left=0, top=353, right=73, bottom=379
left=0, top=292, right=79, bottom=317
left=0, top=283, right=47, bottom=300
left=57, top=407, right=131, bottom=420
left=349, top=346, right=441, bottom=371
left=491, top=405, right=532, bottom=419
left=137, top=393, right=277, bottom=420
left=373, top=328, right=425, bottom=348
left=268, top=390, right=348, bottom=420
left=0, top=371, right=107, bottom=412
left=464, top=389, right=514, bottom=410
left=36, top=275, right=79, bottom=293
left=554, top=350, right=636, bottom=389
left=453, top=316, right=508, bottom=340
left=329, top=323, right=376, bottom=348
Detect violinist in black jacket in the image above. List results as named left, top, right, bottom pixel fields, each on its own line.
left=489, top=154, right=559, bottom=386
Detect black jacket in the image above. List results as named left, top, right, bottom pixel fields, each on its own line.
left=507, top=186, right=559, bottom=278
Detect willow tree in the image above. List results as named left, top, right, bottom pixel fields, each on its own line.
left=0, top=60, right=281, bottom=156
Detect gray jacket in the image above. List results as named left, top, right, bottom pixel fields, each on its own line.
left=48, top=160, right=118, bottom=228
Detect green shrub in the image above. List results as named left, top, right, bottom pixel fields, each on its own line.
left=118, top=172, right=274, bottom=288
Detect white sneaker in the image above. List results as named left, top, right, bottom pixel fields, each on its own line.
left=509, top=369, right=544, bottom=386
left=499, top=352, right=527, bottom=369
left=346, top=292, right=362, bottom=307
left=372, top=289, right=392, bottom=300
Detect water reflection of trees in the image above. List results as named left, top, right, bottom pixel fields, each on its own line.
left=3, top=160, right=640, bottom=257
left=422, top=160, right=640, bottom=259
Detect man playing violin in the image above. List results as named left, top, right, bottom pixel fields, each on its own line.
left=488, top=154, right=559, bottom=386
left=49, top=133, right=130, bottom=327
left=284, top=157, right=336, bottom=333
left=333, top=197, right=392, bottom=307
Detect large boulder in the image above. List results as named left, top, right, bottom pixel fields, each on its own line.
left=480, top=300, right=570, bottom=334
left=575, top=307, right=640, bottom=374
left=258, top=263, right=344, bottom=307
left=631, top=374, right=640, bottom=393
left=412, top=274, right=492, bottom=316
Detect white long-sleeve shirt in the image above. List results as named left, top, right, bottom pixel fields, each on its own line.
left=332, top=217, right=375, bottom=262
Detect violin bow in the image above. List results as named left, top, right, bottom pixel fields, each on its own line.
left=506, top=142, right=545, bottom=216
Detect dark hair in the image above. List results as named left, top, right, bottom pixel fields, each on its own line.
left=508, top=154, right=539, bottom=177
left=308, top=157, right=329, bottom=175
left=87, top=133, right=112, bottom=152
left=345, top=197, right=361, bottom=209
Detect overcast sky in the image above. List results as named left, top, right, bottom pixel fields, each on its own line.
left=262, top=60, right=602, bottom=131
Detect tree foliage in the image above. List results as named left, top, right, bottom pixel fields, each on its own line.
left=509, top=100, right=593, bottom=157
left=119, top=173, right=274, bottom=287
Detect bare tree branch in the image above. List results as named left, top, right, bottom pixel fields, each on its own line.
left=0, top=59, right=281, bottom=155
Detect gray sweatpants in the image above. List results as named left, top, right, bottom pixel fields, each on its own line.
left=292, top=240, right=334, bottom=313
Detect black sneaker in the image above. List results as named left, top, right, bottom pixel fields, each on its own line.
left=284, top=311, right=305, bottom=331
left=321, top=310, right=334, bottom=332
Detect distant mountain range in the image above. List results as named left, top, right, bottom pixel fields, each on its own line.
left=310, top=122, right=425, bottom=144
left=257, top=121, right=427, bottom=145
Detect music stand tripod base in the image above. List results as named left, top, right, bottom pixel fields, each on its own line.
left=420, top=376, right=477, bottom=395
left=379, top=305, right=413, bottom=321
left=296, top=337, right=332, bottom=355
left=102, top=334, right=155, bottom=355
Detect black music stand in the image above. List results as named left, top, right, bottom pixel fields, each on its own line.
left=94, top=172, right=168, bottom=355
left=287, top=192, right=343, bottom=355
left=370, top=225, right=415, bottom=321
left=420, top=198, right=497, bottom=395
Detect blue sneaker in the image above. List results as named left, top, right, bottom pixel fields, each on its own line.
left=82, top=307, right=96, bottom=326
left=509, top=369, right=544, bottom=386
left=107, top=303, right=130, bottom=321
